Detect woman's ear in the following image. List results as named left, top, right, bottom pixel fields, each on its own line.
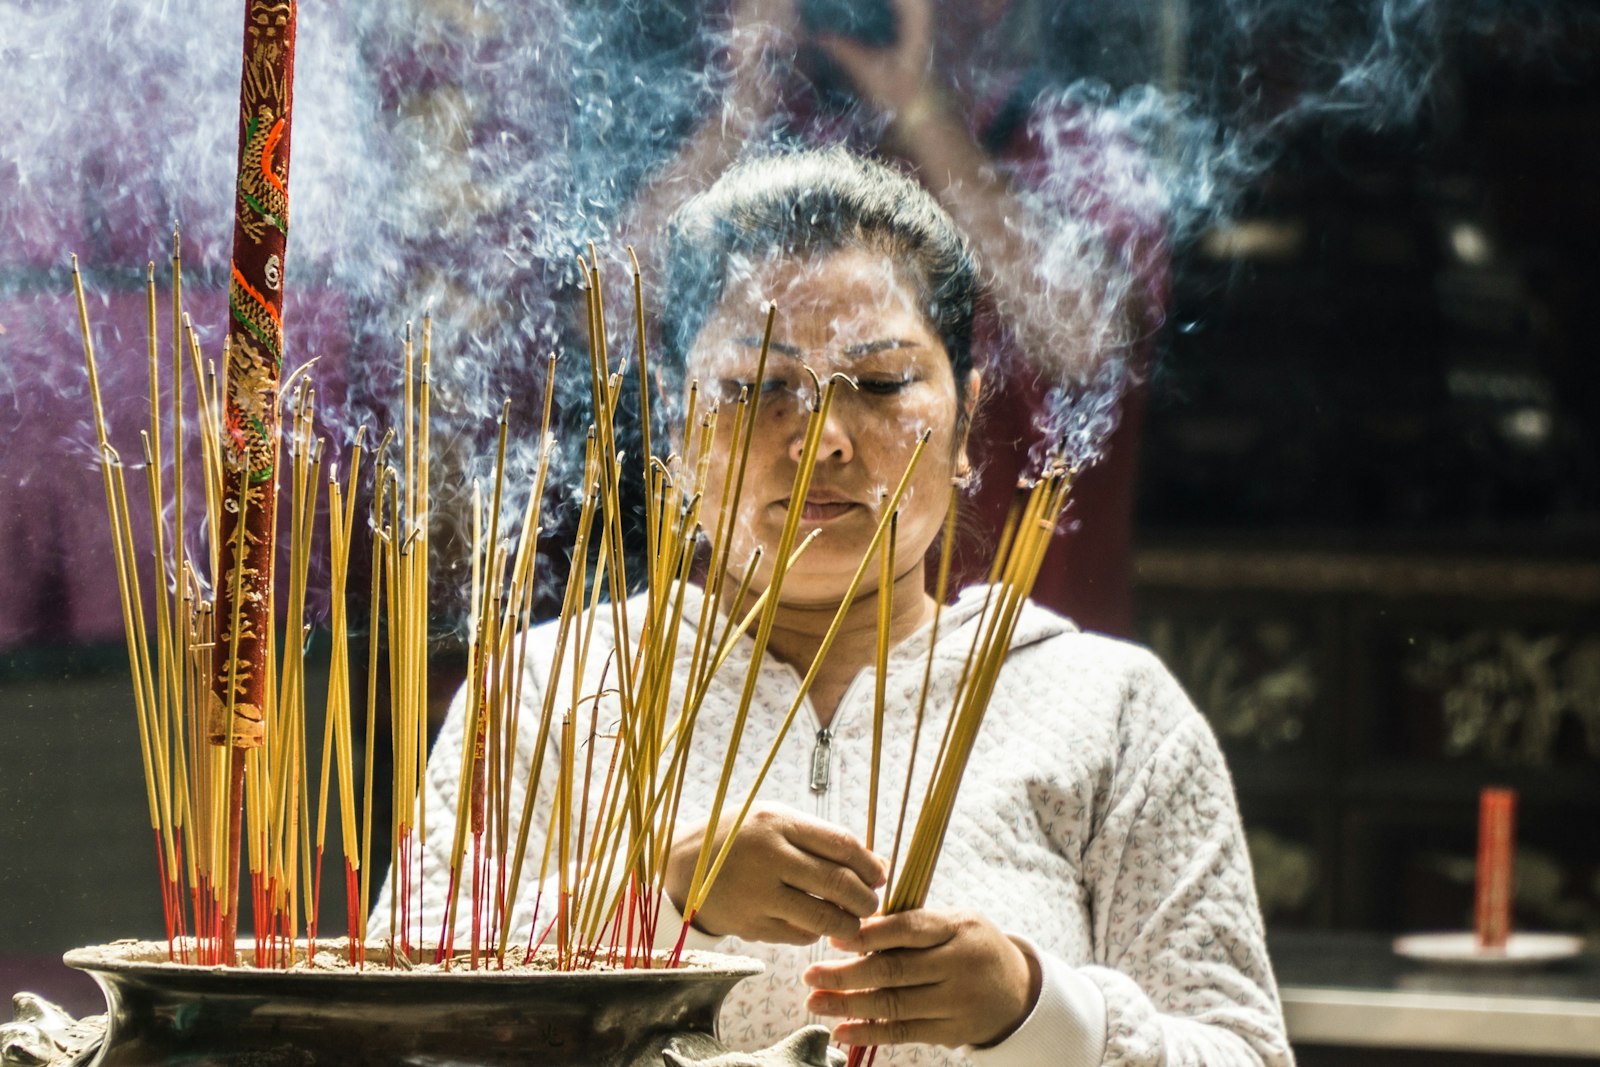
left=955, top=369, right=982, bottom=475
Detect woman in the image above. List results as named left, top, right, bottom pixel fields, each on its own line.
left=405, top=150, right=1288, bottom=1066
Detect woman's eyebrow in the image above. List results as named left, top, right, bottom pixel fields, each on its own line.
left=728, top=337, right=921, bottom=358
left=841, top=338, right=922, bottom=358
left=733, top=336, right=804, bottom=357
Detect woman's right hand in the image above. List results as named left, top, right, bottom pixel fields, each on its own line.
left=667, top=803, right=887, bottom=945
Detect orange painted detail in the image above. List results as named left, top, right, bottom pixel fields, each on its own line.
left=261, top=117, right=287, bottom=197
left=230, top=262, right=282, bottom=329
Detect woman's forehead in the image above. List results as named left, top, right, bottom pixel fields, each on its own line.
left=721, top=247, right=918, bottom=309
left=702, top=248, right=929, bottom=342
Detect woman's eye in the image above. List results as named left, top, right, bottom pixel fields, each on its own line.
left=854, top=376, right=912, bottom=396
left=726, top=378, right=790, bottom=398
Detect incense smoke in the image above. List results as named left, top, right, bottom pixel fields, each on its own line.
left=0, top=0, right=1591, bottom=639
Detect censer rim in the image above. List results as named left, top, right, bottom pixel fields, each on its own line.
left=62, top=939, right=765, bottom=981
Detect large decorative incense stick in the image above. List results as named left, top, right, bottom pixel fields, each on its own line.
left=210, top=0, right=299, bottom=964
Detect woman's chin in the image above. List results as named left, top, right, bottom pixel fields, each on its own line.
left=773, top=563, right=894, bottom=607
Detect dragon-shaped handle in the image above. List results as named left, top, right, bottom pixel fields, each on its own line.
left=661, top=1025, right=846, bottom=1067
left=0, top=994, right=102, bottom=1067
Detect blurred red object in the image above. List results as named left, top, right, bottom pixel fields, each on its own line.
left=1474, top=786, right=1517, bottom=950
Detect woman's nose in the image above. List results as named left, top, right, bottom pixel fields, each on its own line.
left=788, top=405, right=854, bottom=465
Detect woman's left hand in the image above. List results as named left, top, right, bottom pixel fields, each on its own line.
left=801, top=908, right=1041, bottom=1050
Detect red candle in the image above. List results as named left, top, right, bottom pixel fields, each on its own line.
left=1474, top=786, right=1516, bottom=950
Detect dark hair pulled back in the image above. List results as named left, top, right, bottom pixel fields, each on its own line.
left=659, top=147, right=979, bottom=391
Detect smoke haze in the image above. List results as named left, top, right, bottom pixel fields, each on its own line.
left=1, top=0, right=1593, bottom=639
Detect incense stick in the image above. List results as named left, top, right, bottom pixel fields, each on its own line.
left=866, top=513, right=897, bottom=853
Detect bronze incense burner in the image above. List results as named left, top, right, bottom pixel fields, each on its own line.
left=3, top=943, right=841, bottom=1067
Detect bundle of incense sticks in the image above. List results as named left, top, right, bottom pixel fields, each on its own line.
left=74, top=233, right=388, bottom=968
left=75, top=238, right=1072, bottom=975
left=381, top=320, right=437, bottom=963
left=846, top=467, right=1075, bottom=1067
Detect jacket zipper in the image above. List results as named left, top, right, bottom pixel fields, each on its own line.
left=798, top=672, right=864, bottom=1019
left=810, top=727, right=832, bottom=795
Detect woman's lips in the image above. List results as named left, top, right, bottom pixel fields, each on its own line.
left=782, top=497, right=860, bottom=521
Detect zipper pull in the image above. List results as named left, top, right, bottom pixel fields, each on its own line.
left=810, top=727, right=832, bottom=794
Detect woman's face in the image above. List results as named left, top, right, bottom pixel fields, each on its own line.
left=685, top=246, right=971, bottom=606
